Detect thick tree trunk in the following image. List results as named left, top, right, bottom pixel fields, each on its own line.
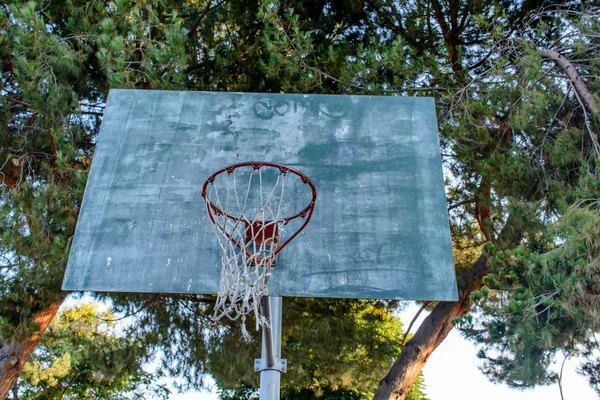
left=373, top=256, right=488, bottom=400
left=0, top=302, right=62, bottom=399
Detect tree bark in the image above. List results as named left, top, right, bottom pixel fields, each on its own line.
left=373, top=256, right=489, bottom=400
left=0, top=301, right=62, bottom=399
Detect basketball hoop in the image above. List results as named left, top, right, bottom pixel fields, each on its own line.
left=202, top=162, right=316, bottom=340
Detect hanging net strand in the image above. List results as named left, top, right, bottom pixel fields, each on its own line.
left=202, top=162, right=316, bottom=341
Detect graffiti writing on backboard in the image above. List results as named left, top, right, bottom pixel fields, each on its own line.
left=253, top=98, right=347, bottom=120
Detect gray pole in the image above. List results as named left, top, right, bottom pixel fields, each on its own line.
left=255, top=296, right=286, bottom=400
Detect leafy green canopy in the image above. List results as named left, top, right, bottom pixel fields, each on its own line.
left=17, top=303, right=168, bottom=399
left=211, top=299, right=428, bottom=398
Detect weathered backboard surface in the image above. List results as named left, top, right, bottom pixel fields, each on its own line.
left=63, top=89, right=457, bottom=301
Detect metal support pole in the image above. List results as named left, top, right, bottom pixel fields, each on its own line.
left=255, top=296, right=286, bottom=400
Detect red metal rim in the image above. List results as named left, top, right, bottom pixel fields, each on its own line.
left=202, top=162, right=317, bottom=257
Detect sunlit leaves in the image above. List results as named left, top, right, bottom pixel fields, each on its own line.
left=17, top=303, right=170, bottom=399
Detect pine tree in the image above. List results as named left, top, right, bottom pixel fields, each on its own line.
left=1, top=0, right=599, bottom=399
left=0, top=2, right=426, bottom=398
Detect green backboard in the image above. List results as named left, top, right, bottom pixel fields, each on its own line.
left=63, top=89, right=457, bottom=301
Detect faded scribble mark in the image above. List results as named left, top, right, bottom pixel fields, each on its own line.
left=319, top=102, right=347, bottom=119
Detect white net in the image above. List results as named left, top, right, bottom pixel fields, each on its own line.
left=204, top=165, right=288, bottom=341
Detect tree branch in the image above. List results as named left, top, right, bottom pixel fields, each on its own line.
left=400, top=302, right=430, bottom=346
left=475, top=177, right=493, bottom=242
left=539, top=48, right=599, bottom=115
left=374, top=256, right=489, bottom=400
left=538, top=49, right=599, bottom=157
left=187, top=0, right=214, bottom=38
left=430, top=0, right=463, bottom=72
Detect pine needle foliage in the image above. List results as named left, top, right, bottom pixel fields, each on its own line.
left=2, top=0, right=600, bottom=398
left=2, top=1, right=430, bottom=397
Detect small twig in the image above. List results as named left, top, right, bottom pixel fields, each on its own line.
left=306, top=65, right=364, bottom=90
left=558, top=355, right=568, bottom=400
left=567, top=79, right=600, bottom=158
left=94, top=301, right=155, bottom=323
left=448, top=199, right=475, bottom=211
left=75, top=111, right=104, bottom=117
left=7, top=98, right=31, bottom=107
left=11, top=381, right=18, bottom=400
left=78, top=102, right=105, bottom=109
